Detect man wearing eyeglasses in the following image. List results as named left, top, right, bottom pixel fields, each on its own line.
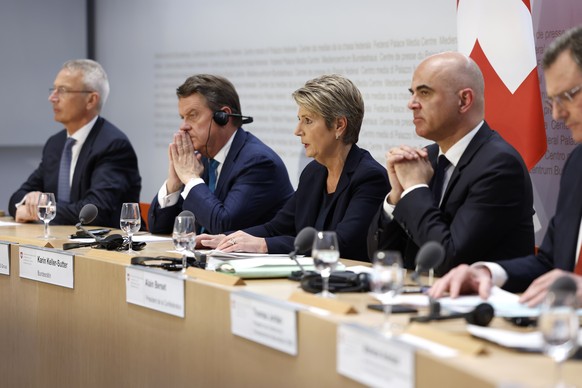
left=8, top=59, right=141, bottom=228
left=429, top=25, right=582, bottom=306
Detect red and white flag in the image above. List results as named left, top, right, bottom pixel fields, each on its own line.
left=457, top=0, right=546, bottom=170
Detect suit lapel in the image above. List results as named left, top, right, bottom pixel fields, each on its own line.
left=70, top=117, right=103, bottom=201
left=214, top=128, right=244, bottom=198
left=317, top=145, right=361, bottom=226
left=441, top=123, right=492, bottom=206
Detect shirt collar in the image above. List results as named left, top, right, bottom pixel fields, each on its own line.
left=69, top=115, right=98, bottom=145
left=439, top=120, right=483, bottom=167
left=211, top=128, right=237, bottom=165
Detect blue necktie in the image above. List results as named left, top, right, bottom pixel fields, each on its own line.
left=208, top=159, right=220, bottom=193
left=432, top=155, right=450, bottom=206
left=58, top=137, right=76, bottom=203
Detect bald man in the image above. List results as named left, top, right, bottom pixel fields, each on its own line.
left=368, top=52, right=535, bottom=274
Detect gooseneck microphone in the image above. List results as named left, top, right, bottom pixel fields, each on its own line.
left=289, top=226, right=317, bottom=273
left=76, top=204, right=101, bottom=241
left=63, top=204, right=101, bottom=250
left=410, top=302, right=495, bottom=327
left=411, top=241, right=445, bottom=283
left=549, top=275, right=578, bottom=294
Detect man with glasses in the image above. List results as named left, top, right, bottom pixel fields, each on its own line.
left=429, top=25, right=582, bottom=306
left=9, top=59, right=141, bottom=228
left=368, top=51, right=535, bottom=275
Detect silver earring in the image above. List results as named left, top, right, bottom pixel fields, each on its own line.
left=335, top=134, right=340, bottom=140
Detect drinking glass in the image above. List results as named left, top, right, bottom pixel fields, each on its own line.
left=370, top=251, right=405, bottom=335
left=538, top=289, right=579, bottom=388
left=312, top=231, right=340, bottom=298
left=37, top=192, right=57, bottom=239
left=120, top=203, right=141, bottom=254
left=172, top=215, right=196, bottom=274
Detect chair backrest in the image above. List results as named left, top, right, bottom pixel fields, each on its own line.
left=139, top=202, right=151, bottom=231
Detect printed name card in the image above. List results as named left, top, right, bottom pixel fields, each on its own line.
left=337, top=324, right=415, bottom=388
left=0, top=241, right=10, bottom=275
left=125, top=266, right=185, bottom=318
left=230, top=291, right=299, bottom=355
left=19, top=245, right=74, bottom=288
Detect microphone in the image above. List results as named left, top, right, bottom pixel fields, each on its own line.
left=63, top=204, right=101, bottom=250
left=289, top=226, right=317, bottom=273
left=410, top=241, right=445, bottom=283
left=76, top=204, right=102, bottom=241
left=549, top=275, right=578, bottom=294
left=410, top=302, right=494, bottom=327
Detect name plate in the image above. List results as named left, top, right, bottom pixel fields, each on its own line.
left=0, top=241, right=10, bottom=275
left=126, top=266, right=185, bottom=318
left=337, top=324, right=415, bottom=388
left=19, top=245, right=74, bottom=288
left=230, top=291, right=299, bottom=355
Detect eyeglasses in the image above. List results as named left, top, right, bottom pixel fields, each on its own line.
left=49, top=87, right=94, bottom=97
left=546, top=84, right=582, bottom=109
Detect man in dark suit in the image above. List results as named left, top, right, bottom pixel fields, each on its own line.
left=429, top=25, right=582, bottom=306
left=368, top=52, right=535, bottom=275
left=148, top=74, right=293, bottom=235
left=9, top=59, right=141, bottom=228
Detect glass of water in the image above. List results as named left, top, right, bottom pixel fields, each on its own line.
left=312, top=231, right=340, bottom=298
left=172, top=214, right=196, bottom=274
left=37, top=192, right=57, bottom=239
left=120, top=203, right=141, bottom=254
left=538, top=287, right=579, bottom=388
left=370, top=251, right=405, bottom=335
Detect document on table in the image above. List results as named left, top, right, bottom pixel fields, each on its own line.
left=438, top=286, right=582, bottom=317
left=467, top=325, right=582, bottom=352
left=0, top=220, right=20, bottom=227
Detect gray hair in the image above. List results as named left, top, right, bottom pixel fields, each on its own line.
left=62, top=59, right=110, bottom=111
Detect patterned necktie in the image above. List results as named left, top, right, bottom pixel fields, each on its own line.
left=57, top=137, right=76, bottom=203
left=432, top=155, right=450, bottom=206
left=208, top=159, right=220, bottom=193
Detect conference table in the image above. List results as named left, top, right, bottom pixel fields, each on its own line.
left=0, top=221, right=580, bottom=387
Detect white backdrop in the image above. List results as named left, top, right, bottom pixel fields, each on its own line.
left=94, top=0, right=582, bottom=243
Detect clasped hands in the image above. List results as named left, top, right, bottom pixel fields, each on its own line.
left=166, top=131, right=205, bottom=193
left=386, top=145, right=433, bottom=205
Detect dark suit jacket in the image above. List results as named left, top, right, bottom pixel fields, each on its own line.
left=244, top=145, right=390, bottom=261
left=9, top=117, right=141, bottom=228
left=148, top=128, right=293, bottom=234
left=499, top=144, right=582, bottom=292
left=368, top=122, right=535, bottom=274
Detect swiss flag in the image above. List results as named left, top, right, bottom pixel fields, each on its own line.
left=457, top=0, right=546, bottom=170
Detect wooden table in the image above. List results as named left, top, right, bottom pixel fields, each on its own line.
left=0, top=222, right=580, bottom=387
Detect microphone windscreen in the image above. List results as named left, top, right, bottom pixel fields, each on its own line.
left=294, top=226, right=317, bottom=254
left=549, top=275, right=578, bottom=294
left=79, top=204, right=98, bottom=224
left=415, top=241, right=445, bottom=271
left=466, top=302, right=494, bottom=327
left=178, top=210, right=195, bottom=218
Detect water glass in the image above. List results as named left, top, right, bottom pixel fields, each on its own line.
left=539, top=289, right=579, bottom=388
left=172, top=215, right=196, bottom=274
left=120, top=203, right=141, bottom=254
left=312, top=231, right=340, bottom=298
left=37, top=192, right=57, bottom=239
left=370, top=250, right=405, bottom=335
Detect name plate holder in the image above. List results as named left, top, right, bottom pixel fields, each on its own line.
left=337, top=323, right=415, bottom=388
left=230, top=290, right=301, bottom=355
left=126, top=265, right=185, bottom=318
left=0, top=241, right=10, bottom=275
left=19, top=244, right=74, bottom=288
